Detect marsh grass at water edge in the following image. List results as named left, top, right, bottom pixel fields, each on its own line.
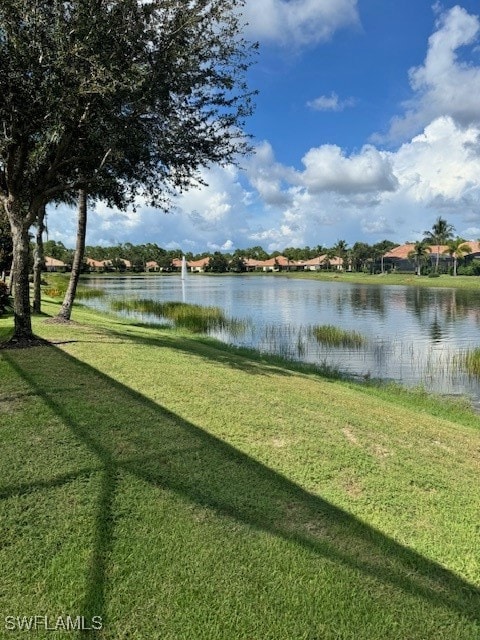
left=110, top=298, right=248, bottom=334
left=311, top=324, right=366, bottom=348
left=461, top=347, right=480, bottom=377
left=78, top=274, right=480, bottom=405
left=107, top=298, right=480, bottom=403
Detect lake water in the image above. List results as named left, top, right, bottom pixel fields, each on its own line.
left=82, top=274, right=480, bottom=409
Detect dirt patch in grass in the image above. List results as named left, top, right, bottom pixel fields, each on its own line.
left=370, top=443, right=391, bottom=459
left=342, top=426, right=359, bottom=445
left=270, top=436, right=290, bottom=448
left=342, top=476, right=364, bottom=498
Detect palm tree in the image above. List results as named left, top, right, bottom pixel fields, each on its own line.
left=324, top=248, right=337, bottom=271
left=57, top=189, right=88, bottom=321
left=423, top=216, right=454, bottom=273
left=408, top=242, right=431, bottom=276
left=334, top=240, right=349, bottom=271
left=443, top=238, right=472, bottom=276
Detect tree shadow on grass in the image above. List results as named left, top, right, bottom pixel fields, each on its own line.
left=94, top=322, right=340, bottom=380
left=2, top=344, right=479, bottom=638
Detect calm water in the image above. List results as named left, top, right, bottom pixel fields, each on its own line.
left=82, top=275, right=480, bottom=408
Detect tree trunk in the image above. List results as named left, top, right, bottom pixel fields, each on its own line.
left=10, top=220, right=33, bottom=341
left=33, top=207, right=46, bottom=313
left=57, top=189, right=87, bottom=321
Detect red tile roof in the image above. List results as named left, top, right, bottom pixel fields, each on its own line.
left=384, top=241, right=480, bottom=259
left=383, top=244, right=416, bottom=259
left=260, top=255, right=291, bottom=267
left=188, top=257, right=210, bottom=268
left=44, top=256, right=66, bottom=268
left=86, top=257, right=107, bottom=268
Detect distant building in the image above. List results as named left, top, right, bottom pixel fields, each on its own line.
left=44, top=256, right=67, bottom=272
left=85, top=257, right=112, bottom=271
left=187, top=257, right=210, bottom=272
left=383, top=241, right=480, bottom=272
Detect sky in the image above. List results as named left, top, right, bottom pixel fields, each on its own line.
left=47, top=0, right=480, bottom=253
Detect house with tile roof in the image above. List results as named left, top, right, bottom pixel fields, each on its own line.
left=257, top=255, right=306, bottom=271
left=86, top=257, right=112, bottom=271
left=383, top=242, right=480, bottom=272
left=44, top=256, right=67, bottom=272
left=187, top=257, right=210, bottom=272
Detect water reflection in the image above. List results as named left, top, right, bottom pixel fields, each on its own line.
left=82, top=275, right=480, bottom=404
left=349, top=286, right=386, bottom=316
left=430, top=316, right=443, bottom=343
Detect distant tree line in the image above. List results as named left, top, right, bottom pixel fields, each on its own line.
left=38, top=238, right=400, bottom=273
left=1, top=215, right=477, bottom=281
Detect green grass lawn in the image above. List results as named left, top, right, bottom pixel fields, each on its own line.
left=282, top=270, right=480, bottom=290
left=0, top=301, right=479, bottom=639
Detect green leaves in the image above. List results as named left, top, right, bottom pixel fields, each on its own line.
left=0, top=0, right=256, bottom=207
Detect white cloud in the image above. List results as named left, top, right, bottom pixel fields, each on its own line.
left=299, top=144, right=398, bottom=194
left=243, top=0, right=359, bottom=47
left=360, top=215, right=394, bottom=235
left=247, top=141, right=297, bottom=207
left=307, top=92, right=356, bottom=112
left=392, top=116, right=480, bottom=204
left=386, top=6, right=480, bottom=140
left=207, top=239, right=235, bottom=252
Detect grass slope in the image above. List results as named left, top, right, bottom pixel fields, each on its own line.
left=0, top=302, right=479, bottom=639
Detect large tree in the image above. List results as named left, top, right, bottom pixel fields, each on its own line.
left=423, top=217, right=455, bottom=273
left=0, top=202, right=12, bottom=277
left=333, top=240, right=349, bottom=271
left=408, top=241, right=431, bottom=276
left=443, top=238, right=471, bottom=277
left=0, top=0, right=256, bottom=342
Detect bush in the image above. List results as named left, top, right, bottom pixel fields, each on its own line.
left=0, top=281, right=11, bottom=315
left=457, top=260, right=480, bottom=276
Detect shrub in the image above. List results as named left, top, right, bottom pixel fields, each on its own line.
left=0, top=281, right=11, bottom=315
left=43, top=286, right=66, bottom=299
left=458, top=260, right=480, bottom=276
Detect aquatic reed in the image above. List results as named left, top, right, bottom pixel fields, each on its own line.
left=75, top=288, right=106, bottom=300
left=463, top=347, right=480, bottom=377
left=111, top=298, right=246, bottom=334
left=311, top=324, right=366, bottom=348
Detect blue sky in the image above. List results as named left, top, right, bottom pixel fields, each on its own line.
left=48, top=1, right=480, bottom=253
